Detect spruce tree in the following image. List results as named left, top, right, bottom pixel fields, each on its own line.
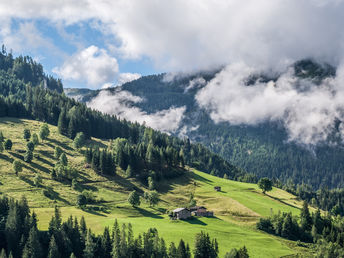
left=39, top=123, right=50, bottom=141
left=84, top=229, right=96, bottom=258
left=58, top=109, right=68, bottom=136
left=300, top=201, right=312, bottom=232
left=23, top=129, right=31, bottom=141
left=0, top=249, right=7, bottom=258
left=0, top=142, right=3, bottom=153
left=4, top=139, right=12, bottom=150
left=22, top=227, right=42, bottom=258
left=60, top=153, right=68, bottom=166
left=31, top=133, right=39, bottom=146
left=128, top=190, right=140, bottom=207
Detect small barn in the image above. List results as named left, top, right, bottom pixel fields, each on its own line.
left=172, top=208, right=191, bottom=220
left=190, top=206, right=214, bottom=217
left=214, top=186, right=221, bottom=192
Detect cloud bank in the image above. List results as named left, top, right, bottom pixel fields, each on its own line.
left=196, top=63, right=344, bottom=145
left=88, top=90, right=186, bottom=133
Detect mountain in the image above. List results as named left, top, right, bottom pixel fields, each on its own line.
left=65, top=60, right=344, bottom=189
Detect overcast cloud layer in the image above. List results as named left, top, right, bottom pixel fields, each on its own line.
left=3, top=0, right=344, bottom=144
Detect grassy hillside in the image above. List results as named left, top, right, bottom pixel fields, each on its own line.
left=0, top=118, right=312, bottom=257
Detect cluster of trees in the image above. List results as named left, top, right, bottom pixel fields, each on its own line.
left=282, top=183, right=344, bottom=216
left=0, top=195, right=245, bottom=258
left=0, top=46, right=63, bottom=93
left=257, top=202, right=344, bottom=254
left=0, top=54, right=245, bottom=182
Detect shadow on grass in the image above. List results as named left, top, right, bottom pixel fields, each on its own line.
left=20, top=175, right=35, bottom=186
left=190, top=171, right=213, bottom=184
left=266, top=194, right=300, bottom=210
left=35, top=155, right=54, bottom=167
left=31, top=161, right=51, bottom=174
left=81, top=206, right=107, bottom=217
left=38, top=150, right=55, bottom=161
left=136, top=207, right=164, bottom=219
left=9, top=152, right=24, bottom=160
left=47, top=138, right=74, bottom=151
left=0, top=153, right=13, bottom=163
left=44, top=187, right=71, bottom=205
left=184, top=217, right=207, bottom=226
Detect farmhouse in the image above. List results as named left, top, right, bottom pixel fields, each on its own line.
left=214, top=186, right=221, bottom=192
left=172, top=208, right=191, bottom=220
left=190, top=206, right=214, bottom=217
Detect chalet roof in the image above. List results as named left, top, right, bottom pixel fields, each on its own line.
left=173, top=208, right=188, bottom=213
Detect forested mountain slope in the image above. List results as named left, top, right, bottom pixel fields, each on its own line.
left=66, top=60, right=344, bottom=189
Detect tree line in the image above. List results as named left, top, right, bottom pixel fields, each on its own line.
left=0, top=196, right=248, bottom=258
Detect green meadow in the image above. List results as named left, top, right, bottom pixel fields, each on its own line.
left=0, top=118, right=312, bottom=257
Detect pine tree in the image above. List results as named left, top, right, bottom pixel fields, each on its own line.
left=12, top=160, right=22, bottom=175
left=84, top=229, right=95, bottom=258
left=73, top=132, right=85, bottom=150
left=169, top=242, right=177, bottom=258
left=0, top=249, right=7, bottom=258
left=23, top=128, right=31, bottom=141
left=60, top=153, right=68, bottom=166
left=54, top=146, right=63, bottom=159
left=193, top=231, right=218, bottom=258
left=0, top=131, right=4, bottom=143
left=24, top=150, right=33, bottom=163
left=126, top=165, right=133, bottom=178
left=22, top=227, right=42, bottom=258
left=100, top=227, right=112, bottom=258
left=177, top=239, right=191, bottom=258
left=31, top=133, right=39, bottom=146
left=58, top=109, right=68, bottom=136
left=47, top=235, right=59, bottom=258
left=4, top=139, right=12, bottom=150
left=300, top=201, right=312, bottom=232
left=39, top=123, right=50, bottom=141
left=128, top=190, right=140, bottom=207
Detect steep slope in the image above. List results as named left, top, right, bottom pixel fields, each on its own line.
left=0, top=118, right=311, bottom=257
left=67, top=60, right=344, bottom=189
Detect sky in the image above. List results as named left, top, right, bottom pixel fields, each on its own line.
left=2, top=0, right=344, bottom=145
left=1, top=0, right=344, bottom=89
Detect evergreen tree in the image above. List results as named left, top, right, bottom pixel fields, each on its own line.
left=4, top=139, right=12, bottom=150
left=100, top=227, right=112, bottom=258
left=60, top=153, right=68, bottom=166
left=258, top=178, right=272, bottom=194
left=193, top=231, right=218, bottom=258
left=0, top=142, right=3, bottom=153
left=177, top=239, right=191, bottom=258
left=126, top=165, right=133, bottom=178
left=300, top=201, right=312, bottom=232
left=84, top=229, right=95, bottom=258
left=22, top=227, right=42, bottom=258
left=39, top=123, right=49, bottom=141
left=73, top=132, right=85, bottom=150
left=23, top=128, right=31, bottom=141
left=169, top=242, right=177, bottom=258
left=24, top=150, right=33, bottom=163
left=54, top=146, right=63, bottom=159
left=12, top=160, right=22, bottom=175
left=128, top=190, right=140, bottom=207
left=31, top=133, right=39, bottom=146
left=0, top=131, right=4, bottom=143
left=57, top=109, right=68, bottom=136
left=26, top=141, right=35, bottom=152
left=0, top=249, right=6, bottom=258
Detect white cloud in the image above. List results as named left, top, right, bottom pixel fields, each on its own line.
left=2, top=0, right=344, bottom=71
left=118, top=73, right=141, bottom=85
left=53, top=45, right=119, bottom=88
left=87, top=90, right=186, bottom=133
left=196, top=62, right=344, bottom=145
